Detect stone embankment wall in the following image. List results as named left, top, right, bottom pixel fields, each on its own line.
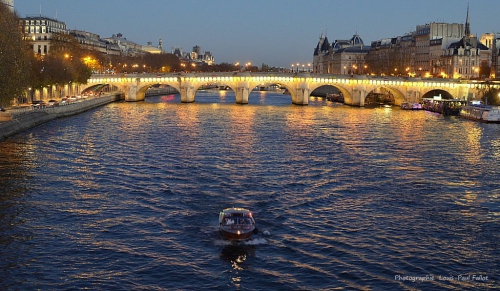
left=0, top=93, right=123, bottom=141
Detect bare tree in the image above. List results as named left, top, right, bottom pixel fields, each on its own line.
left=476, top=81, right=500, bottom=105
left=0, top=4, right=32, bottom=107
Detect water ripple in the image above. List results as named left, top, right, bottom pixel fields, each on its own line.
left=0, top=93, right=499, bottom=290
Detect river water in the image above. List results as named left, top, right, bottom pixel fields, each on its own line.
left=0, top=91, right=499, bottom=290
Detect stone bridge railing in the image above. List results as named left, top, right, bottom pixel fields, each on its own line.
left=85, top=73, right=493, bottom=106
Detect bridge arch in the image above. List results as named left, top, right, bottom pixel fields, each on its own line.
left=365, top=86, right=406, bottom=106
left=247, top=79, right=302, bottom=104
left=422, top=88, right=455, bottom=99
left=308, top=83, right=352, bottom=104
left=136, top=83, right=178, bottom=96
left=192, top=82, right=236, bottom=94
left=248, top=81, right=295, bottom=101
left=131, top=79, right=181, bottom=101
left=310, top=84, right=341, bottom=96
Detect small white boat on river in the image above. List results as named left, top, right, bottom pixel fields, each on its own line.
left=219, top=207, right=258, bottom=241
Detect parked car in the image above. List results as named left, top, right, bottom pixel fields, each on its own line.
left=32, top=100, right=47, bottom=108
left=47, top=99, right=59, bottom=107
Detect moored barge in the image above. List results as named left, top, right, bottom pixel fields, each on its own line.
left=459, top=102, right=500, bottom=123
left=422, top=96, right=466, bottom=116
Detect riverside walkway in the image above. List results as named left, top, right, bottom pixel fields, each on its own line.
left=0, top=93, right=123, bottom=141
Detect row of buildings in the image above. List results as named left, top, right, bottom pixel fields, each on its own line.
left=2, top=0, right=214, bottom=65
left=19, top=15, right=215, bottom=65
left=313, top=5, right=499, bottom=79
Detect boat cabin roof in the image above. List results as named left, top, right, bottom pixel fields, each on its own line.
left=221, top=207, right=252, bottom=216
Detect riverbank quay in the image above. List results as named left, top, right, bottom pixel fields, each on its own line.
left=0, top=93, right=123, bottom=141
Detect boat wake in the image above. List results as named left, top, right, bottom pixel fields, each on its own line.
left=214, top=237, right=268, bottom=246
left=242, top=237, right=268, bottom=245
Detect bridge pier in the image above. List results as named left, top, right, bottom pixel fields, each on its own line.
left=343, top=87, right=366, bottom=106
left=292, top=76, right=311, bottom=105
left=125, top=78, right=143, bottom=102
left=235, top=86, right=250, bottom=104
left=180, top=85, right=195, bottom=103
left=292, top=88, right=310, bottom=105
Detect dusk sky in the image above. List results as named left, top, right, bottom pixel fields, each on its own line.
left=14, top=0, right=499, bottom=68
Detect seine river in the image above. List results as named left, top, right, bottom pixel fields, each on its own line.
left=0, top=91, right=499, bottom=290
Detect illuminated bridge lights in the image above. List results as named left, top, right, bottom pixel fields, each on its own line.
left=84, top=73, right=496, bottom=106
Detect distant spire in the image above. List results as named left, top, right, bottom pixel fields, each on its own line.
left=492, top=34, right=498, bottom=78
left=465, top=2, right=471, bottom=36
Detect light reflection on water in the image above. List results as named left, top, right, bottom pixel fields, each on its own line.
left=0, top=91, right=499, bottom=290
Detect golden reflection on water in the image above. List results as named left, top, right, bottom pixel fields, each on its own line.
left=228, top=105, right=256, bottom=155
left=3, top=94, right=500, bottom=290
left=220, top=245, right=253, bottom=288
left=490, top=137, right=500, bottom=159
left=258, top=91, right=266, bottom=104
left=285, top=107, right=317, bottom=130
left=462, top=121, right=483, bottom=165
left=219, top=89, right=227, bottom=102
left=175, top=104, right=201, bottom=132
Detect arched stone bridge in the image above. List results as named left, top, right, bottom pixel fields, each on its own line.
left=85, top=72, right=489, bottom=106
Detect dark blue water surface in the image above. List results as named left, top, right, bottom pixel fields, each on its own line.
left=1, top=91, right=499, bottom=290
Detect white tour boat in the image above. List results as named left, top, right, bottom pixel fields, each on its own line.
left=459, top=102, right=500, bottom=123
left=219, top=207, right=258, bottom=241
